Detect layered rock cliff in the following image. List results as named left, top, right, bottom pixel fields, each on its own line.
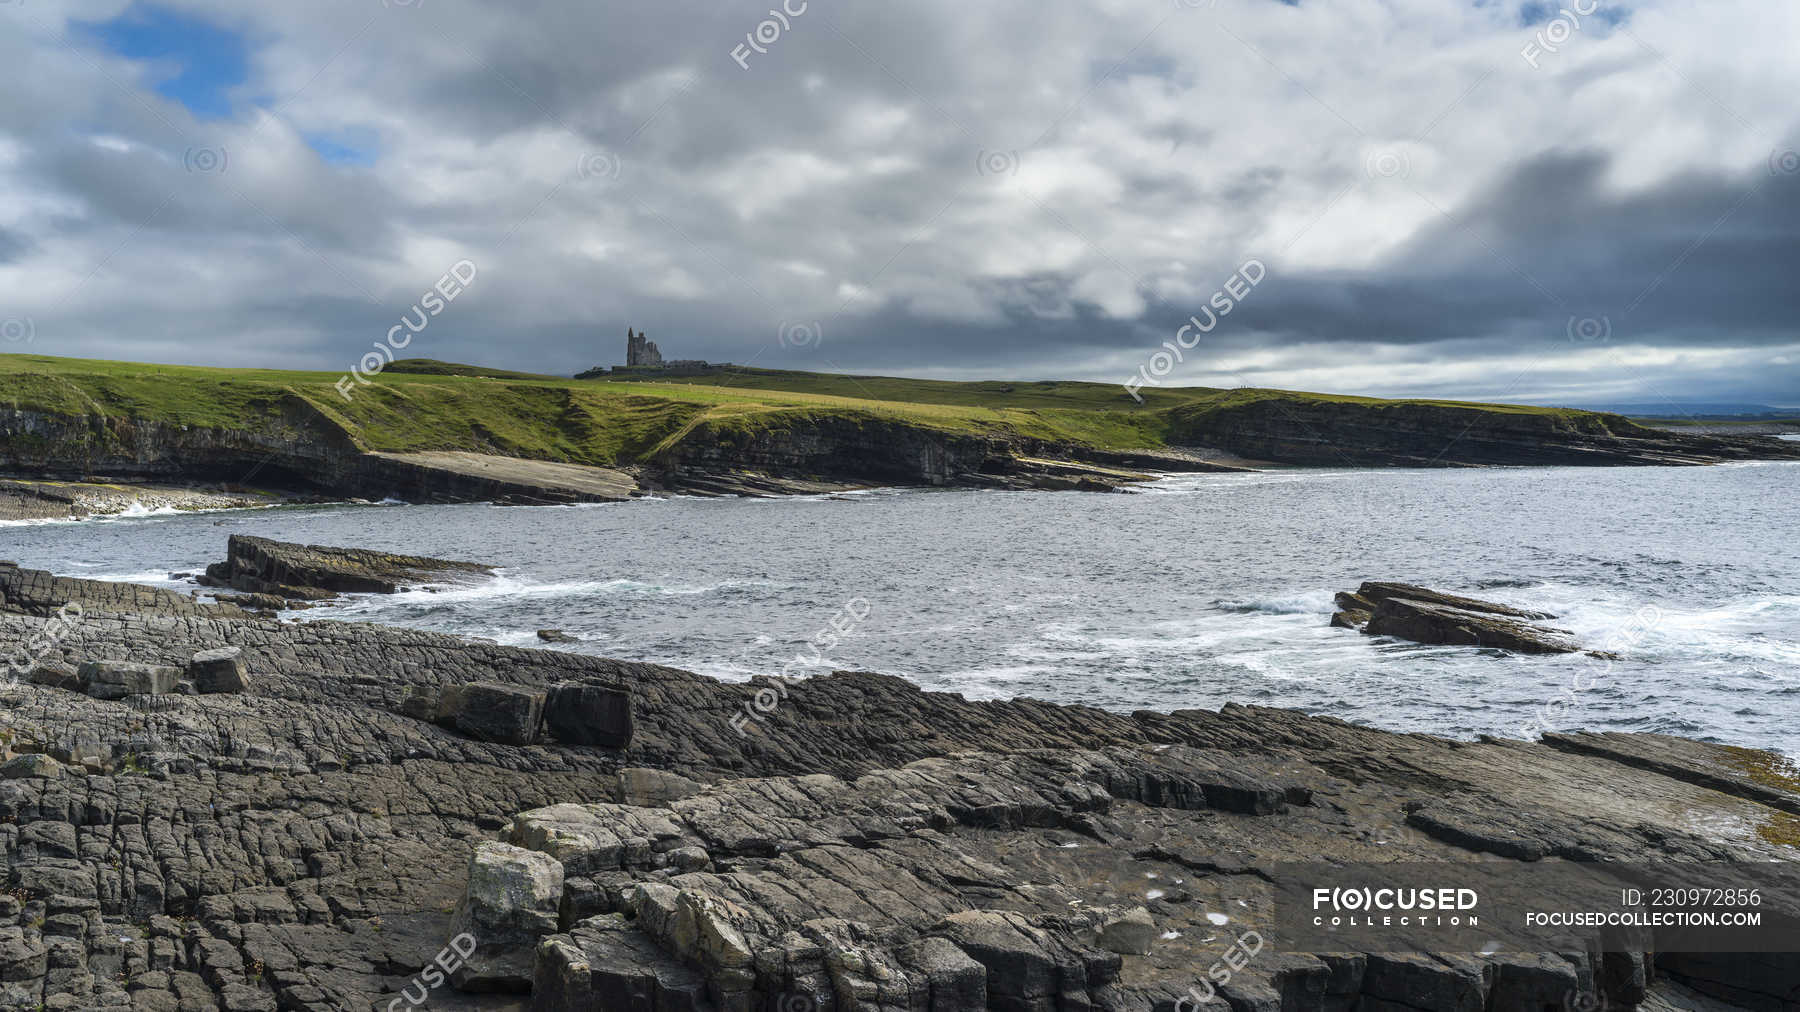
left=1164, top=396, right=1799, bottom=467
left=3, top=385, right=1796, bottom=510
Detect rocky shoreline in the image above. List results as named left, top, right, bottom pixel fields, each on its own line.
left=0, top=479, right=287, bottom=525
left=0, top=559, right=1795, bottom=1010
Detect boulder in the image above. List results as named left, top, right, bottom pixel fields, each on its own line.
left=1094, top=907, right=1156, bottom=955
left=80, top=660, right=179, bottom=700
left=545, top=683, right=633, bottom=749
left=897, top=936, right=988, bottom=1012
left=399, top=685, right=442, bottom=722
left=537, top=628, right=579, bottom=643
left=187, top=647, right=251, bottom=694
left=445, top=682, right=546, bottom=745
left=448, top=841, right=565, bottom=992
left=26, top=661, right=82, bottom=692
left=0, top=754, right=63, bottom=780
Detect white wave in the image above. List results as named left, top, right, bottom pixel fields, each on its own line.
left=338, top=573, right=795, bottom=608
left=83, top=570, right=194, bottom=587
left=1214, top=589, right=1335, bottom=615
left=0, top=499, right=277, bottom=528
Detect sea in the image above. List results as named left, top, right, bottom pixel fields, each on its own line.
left=6, top=461, right=1798, bottom=756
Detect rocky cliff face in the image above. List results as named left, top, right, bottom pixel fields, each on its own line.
left=3, top=393, right=1796, bottom=508
left=1165, top=398, right=1800, bottom=467
left=0, top=401, right=359, bottom=491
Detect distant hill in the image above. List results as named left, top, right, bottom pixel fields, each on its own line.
left=1570, top=401, right=1796, bottom=420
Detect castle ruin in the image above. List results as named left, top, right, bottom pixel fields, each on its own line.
left=572, top=327, right=723, bottom=378
left=624, top=327, right=663, bottom=367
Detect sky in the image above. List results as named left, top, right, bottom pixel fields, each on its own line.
left=1, top=0, right=1797, bottom=410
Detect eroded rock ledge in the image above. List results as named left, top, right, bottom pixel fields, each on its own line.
left=201, top=534, right=494, bottom=601
left=0, top=565, right=1793, bottom=1011
left=1330, top=582, right=1588, bottom=655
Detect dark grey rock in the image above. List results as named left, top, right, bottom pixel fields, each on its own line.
left=26, top=660, right=82, bottom=692
left=187, top=646, right=251, bottom=694
left=80, top=659, right=179, bottom=700
left=544, top=682, right=632, bottom=748
left=450, top=682, right=546, bottom=745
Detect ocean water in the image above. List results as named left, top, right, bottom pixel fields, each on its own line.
left=6, top=463, right=1798, bottom=755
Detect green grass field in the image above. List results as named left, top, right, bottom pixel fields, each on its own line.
left=0, top=352, right=1608, bottom=466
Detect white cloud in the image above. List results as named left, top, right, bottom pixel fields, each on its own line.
left=0, top=0, right=1794, bottom=404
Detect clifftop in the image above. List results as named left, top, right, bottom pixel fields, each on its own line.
left=1, top=353, right=1794, bottom=507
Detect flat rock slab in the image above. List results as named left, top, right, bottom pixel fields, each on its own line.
left=368, top=450, right=638, bottom=502
left=207, top=533, right=493, bottom=598
left=1332, top=581, right=1581, bottom=654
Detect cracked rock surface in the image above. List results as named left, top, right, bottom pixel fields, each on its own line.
left=0, top=564, right=1795, bottom=1010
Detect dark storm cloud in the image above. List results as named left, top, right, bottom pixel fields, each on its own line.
left=0, top=0, right=1795, bottom=405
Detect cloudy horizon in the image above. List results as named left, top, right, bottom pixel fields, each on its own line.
left=2, top=0, right=1797, bottom=411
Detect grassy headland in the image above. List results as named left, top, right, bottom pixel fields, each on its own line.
left=0, top=353, right=1616, bottom=465
left=4, top=353, right=1781, bottom=487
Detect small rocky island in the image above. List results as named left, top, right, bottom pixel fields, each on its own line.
left=196, top=535, right=494, bottom=607
left=1331, top=581, right=1586, bottom=654
left=0, top=552, right=1795, bottom=1010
